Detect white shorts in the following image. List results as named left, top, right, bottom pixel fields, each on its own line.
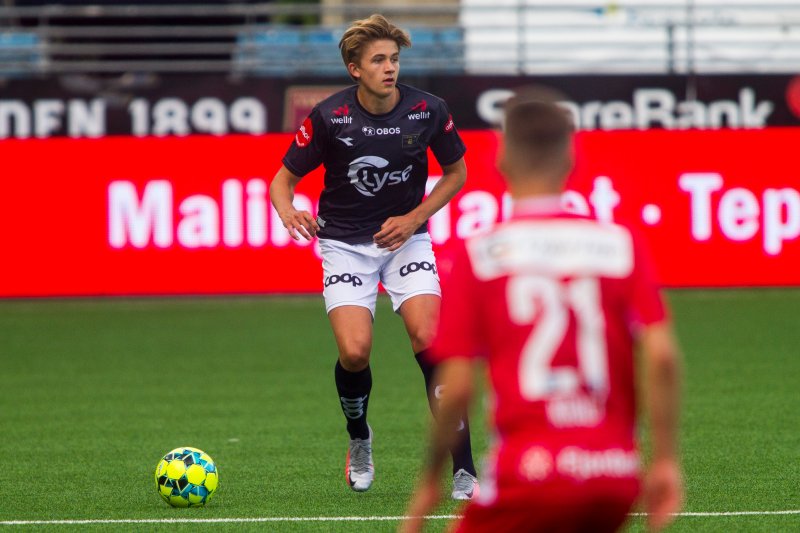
left=319, top=233, right=441, bottom=317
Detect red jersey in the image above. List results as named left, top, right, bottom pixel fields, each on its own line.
left=431, top=195, right=667, bottom=504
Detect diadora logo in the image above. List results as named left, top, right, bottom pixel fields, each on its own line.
left=324, top=273, right=363, bottom=287
left=399, top=261, right=437, bottom=277
left=337, top=137, right=354, bottom=147
left=331, top=104, right=352, bottom=124
left=347, top=155, right=412, bottom=197
left=361, top=126, right=400, bottom=136
left=407, top=100, right=430, bottom=120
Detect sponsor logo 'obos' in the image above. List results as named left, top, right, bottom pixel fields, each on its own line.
left=295, top=117, right=313, bottom=147
left=347, top=155, right=412, bottom=197
left=362, top=126, right=400, bottom=136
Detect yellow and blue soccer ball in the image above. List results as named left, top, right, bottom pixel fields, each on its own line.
left=155, top=447, right=218, bottom=507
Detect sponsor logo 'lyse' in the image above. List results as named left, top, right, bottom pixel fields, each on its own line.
left=295, top=117, right=313, bottom=147
left=347, top=156, right=412, bottom=197
left=331, top=104, right=352, bottom=124
left=407, top=100, right=430, bottom=120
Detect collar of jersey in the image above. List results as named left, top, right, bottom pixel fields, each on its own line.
left=511, top=194, right=565, bottom=218
left=351, top=83, right=408, bottom=120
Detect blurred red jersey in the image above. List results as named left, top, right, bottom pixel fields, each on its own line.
left=431, top=195, right=667, bottom=513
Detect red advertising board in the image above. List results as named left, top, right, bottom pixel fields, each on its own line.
left=1, top=129, right=799, bottom=297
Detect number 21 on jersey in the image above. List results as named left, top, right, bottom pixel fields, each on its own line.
left=507, top=275, right=609, bottom=403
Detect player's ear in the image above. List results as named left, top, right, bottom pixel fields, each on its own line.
left=347, top=62, right=360, bottom=80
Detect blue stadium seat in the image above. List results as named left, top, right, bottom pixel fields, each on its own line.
left=301, top=27, right=342, bottom=75
left=234, top=25, right=464, bottom=77
left=0, top=32, right=42, bottom=77
left=235, top=26, right=340, bottom=76
left=403, top=27, right=464, bottom=75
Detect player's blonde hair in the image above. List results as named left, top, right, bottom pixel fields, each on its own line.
left=339, top=14, right=411, bottom=78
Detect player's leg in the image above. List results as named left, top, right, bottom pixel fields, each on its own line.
left=329, top=305, right=376, bottom=491
left=330, top=305, right=374, bottom=437
left=382, top=234, right=478, bottom=499
left=319, top=238, right=380, bottom=492
left=399, top=294, right=478, bottom=499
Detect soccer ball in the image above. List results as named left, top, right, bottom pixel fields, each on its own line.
left=154, top=447, right=219, bottom=507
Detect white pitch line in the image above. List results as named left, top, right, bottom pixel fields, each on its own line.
left=631, top=510, right=800, bottom=517
left=2, top=511, right=800, bottom=526
left=0, top=515, right=458, bottom=526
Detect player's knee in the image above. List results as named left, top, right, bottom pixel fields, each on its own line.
left=408, top=326, right=436, bottom=354
left=338, top=344, right=371, bottom=371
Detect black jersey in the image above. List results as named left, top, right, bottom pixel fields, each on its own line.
left=282, top=84, right=466, bottom=244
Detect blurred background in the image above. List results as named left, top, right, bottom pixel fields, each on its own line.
left=3, top=0, right=800, bottom=77
left=2, top=4, right=800, bottom=530
left=2, top=0, right=800, bottom=295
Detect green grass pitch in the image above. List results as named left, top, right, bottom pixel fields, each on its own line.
left=1, top=290, right=799, bottom=532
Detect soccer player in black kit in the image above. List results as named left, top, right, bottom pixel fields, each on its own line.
left=269, top=14, right=478, bottom=498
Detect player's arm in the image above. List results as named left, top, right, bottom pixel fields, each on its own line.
left=400, top=356, right=476, bottom=533
left=269, top=164, right=320, bottom=241
left=374, top=157, right=466, bottom=251
left=640, top=321, right=684, bottom=532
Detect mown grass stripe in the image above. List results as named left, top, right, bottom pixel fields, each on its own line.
left=3, top=510, right=800, bottom=525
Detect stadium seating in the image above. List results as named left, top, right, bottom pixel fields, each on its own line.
left=234, top=25, right=464, bottom=77
left=1, top=2, right=798, bottom=76
left=235, top=26, right=340, bottom=76
left=402, top=27, right=464, bottom=75
left=0, top=31, right=41, bottom=77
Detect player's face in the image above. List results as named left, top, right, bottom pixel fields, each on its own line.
left=350, top=39, right=400, bottom=99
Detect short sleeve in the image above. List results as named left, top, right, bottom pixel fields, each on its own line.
left=281, top=107, right=327, bottom=177
left=628, top=230, right=668, bottom=327
left=429, top=99, right=466, bottom=167
left=430, top=239, right=485, bottom=363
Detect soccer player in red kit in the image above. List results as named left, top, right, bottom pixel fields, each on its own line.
left=270, top=14, right=478, bottom=498
left=401, top=92, right=683, bottom=532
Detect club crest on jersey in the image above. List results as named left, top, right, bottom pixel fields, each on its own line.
left=295, top=117, right=313, bottom=148
left=402, top=134, right=420, bottom=148
left=347, top=155, right=412, bottom=197
left=407, top=99, right=430, bottom=120
left=331, top=104, right=352, bottom=124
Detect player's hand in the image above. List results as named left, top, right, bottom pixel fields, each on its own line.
left=278, top=208, right=319, bottom=241
left=398, top=476, right=441, bottom=533
left=374, top=214, right=419, bottom=251
left=643, top=457, right=683, bottom=531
